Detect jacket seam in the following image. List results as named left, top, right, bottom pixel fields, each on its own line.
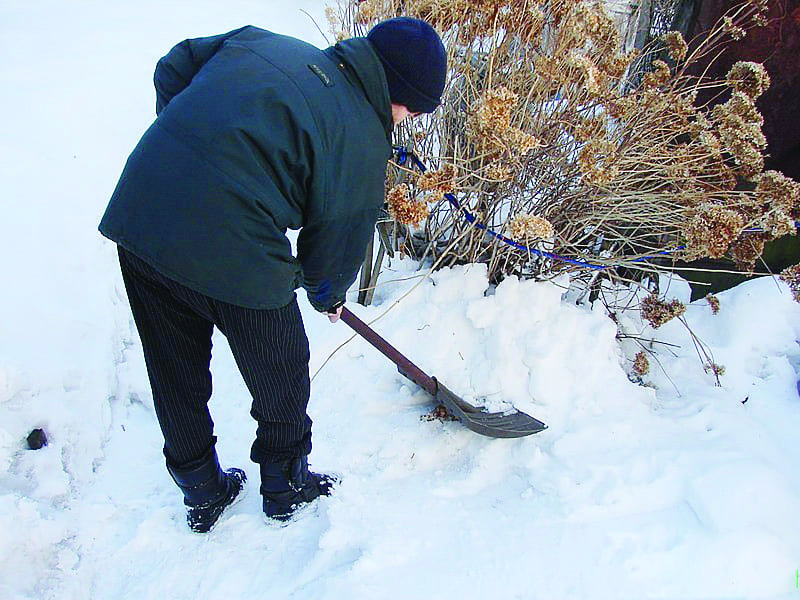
left=229, top=41, right=330, bottom=205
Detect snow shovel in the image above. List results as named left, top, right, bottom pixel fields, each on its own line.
left=340, top=307, right=547, bottom=438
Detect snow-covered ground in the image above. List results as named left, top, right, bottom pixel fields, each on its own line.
left=2, top=2, right=800, bottom=599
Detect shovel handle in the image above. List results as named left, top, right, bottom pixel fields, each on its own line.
left=340, top=307, right=438, bottom=397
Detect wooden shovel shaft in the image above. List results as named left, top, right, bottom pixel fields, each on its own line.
left=340, top=307, right=438, bottom=397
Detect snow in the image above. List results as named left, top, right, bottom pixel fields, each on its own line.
left=2, top=2, right=800, bottom=599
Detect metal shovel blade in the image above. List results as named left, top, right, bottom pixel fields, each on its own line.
left=340, top=307, right=547, bottom=438
left=435, top=380, right=547, bottom=438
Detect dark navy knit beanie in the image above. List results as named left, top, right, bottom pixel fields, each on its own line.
left=367, top=17, right=447, bottom=114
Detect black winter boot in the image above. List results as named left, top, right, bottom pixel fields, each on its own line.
left=167, top=446, right=246, bottom=533
left=260, top=455, right=335, bottom=521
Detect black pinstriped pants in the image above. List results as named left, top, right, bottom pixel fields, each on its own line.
left=117, top=247, right=312, bottom=468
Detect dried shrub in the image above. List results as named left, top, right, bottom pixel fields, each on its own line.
left=331, top=0, right=784, bottom=283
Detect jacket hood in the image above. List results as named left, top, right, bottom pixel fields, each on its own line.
left=325, top=38, right=393, bottom=141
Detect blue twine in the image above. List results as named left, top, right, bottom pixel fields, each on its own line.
left=394, top=147, right=681, bottom=271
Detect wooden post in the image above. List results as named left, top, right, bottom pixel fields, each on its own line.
left=357, top=232, right=374, bottom=306
left=364, top=243, right=385, bottom=306
left=633, top=0, right=654, bottom=50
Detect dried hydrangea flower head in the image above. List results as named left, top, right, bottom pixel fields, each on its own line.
left=643, top=60, right=672, bottom=88
left=729, top=232, right=769, bottom=272
left=485, top=161, right=512, bottom=182
left=387, top=183, right=429, bottom=226
left=474, top=86, right=517, bottom=132
left=355, top=0, right=384, bottom=24
left=662, top=31, right=688, bottom=62
left=417, top=164, right=457, bottom=196
left=760, top=210, right=797, bottom=239
left=724, top=170, right=800, bottom=258
left=704, top=362, right=726, bottom=377
left=705, top=294, right=720, bottom=315
left=578, top=138, right=619, bottom=187
left=633, top=351, right=650, bottom=376
left=780, top=264, right=800, bottom=303
left=640, top=293, right=686, bottom=328
left=682, top=204, right=746, bottom=260
left=711, top=91, right=767, bottom=179
left=722, top=16, right=746, bottom=40
left=506, top=214, right=555, bottom=241
left=567, top=51, right=604, bottom=95
left=755, top=170, right=800, bottom=221
left=726, top=61, right=770, bottom=99
left=471, top=87, right=543, bottom=157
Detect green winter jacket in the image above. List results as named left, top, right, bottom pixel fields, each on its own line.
left=99, top=26, right=393, bottom=311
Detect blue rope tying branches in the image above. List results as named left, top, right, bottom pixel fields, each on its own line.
left=394, top=147, right=683, bottom=271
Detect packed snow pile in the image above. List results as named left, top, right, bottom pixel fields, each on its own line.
left=3, top=255, right=800, bottom=599
left=2, top=2, right=800, bottom=599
